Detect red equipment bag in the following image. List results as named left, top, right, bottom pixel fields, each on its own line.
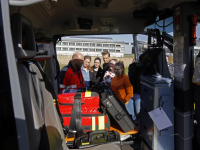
left=57, top=91, right=110, bottom=132
left=62, top=109, right=110, bottom=132
left=57, top=91, right=100, bottom=110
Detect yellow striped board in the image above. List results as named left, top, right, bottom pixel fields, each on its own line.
left=82, top=142, right=89, bottom=145
left=98, top=116, right=105, bottom=130
left=92, top=117, right=96, bottom=131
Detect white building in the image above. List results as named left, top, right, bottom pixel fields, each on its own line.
left=124, top=43, right=133, bottom=55
left=56, top=37, right=125, bottom=57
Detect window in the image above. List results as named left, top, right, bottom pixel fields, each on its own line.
left=109, top=49, right=115, bottom=52
left=116, top=50, right=120, bottom=52
left=62, top=47, right=68, bottom=50
left=83, top=43, right=89, bottom=46
left=69, top=48, right=75, bottom=50
left=96, top=49, right=102, bottom=51
left=89, top=49, right=95, bottom=51
left=62, top=42, right=67, bottom=45
left=76, top=48, right=82, bottom=51
left=69, top=42, right=75, bottom=46
left=116, top=45, right=121, bottom=47
left=83, top=48, right=88, bottom=51
left=90, top=43, right=95, bottom=46
left=97, top=44, right=102, bottom=47
left=56, top=47, right=61, bottom=50
left=147, top=17, right=173, bottom=33
left=103, top=49, right=108, bottom=52
left=76, top=43, right=82, bottom=46
left=57, top=42, right=61, bottom=45
left=110, top=44, right=115, bottom=47
left=103, top=44, right=109, bottom=47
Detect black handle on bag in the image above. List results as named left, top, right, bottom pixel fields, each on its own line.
left=53, top=55, right=60, bottom=80
left=89, top=130, right=108, bottom=139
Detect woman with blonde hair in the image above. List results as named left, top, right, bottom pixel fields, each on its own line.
left=110, top=61, right=135, bottom=120
left=81, top=55, right=95, bottom=87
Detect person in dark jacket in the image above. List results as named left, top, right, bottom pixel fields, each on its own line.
left=81, top=55, right=96, bottom=88
left=101, top=51, right=110, bottom=76
left=91, top=57, right=103, bottom=83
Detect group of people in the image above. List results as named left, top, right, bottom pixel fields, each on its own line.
left=58, top=51, right=140, bottom=123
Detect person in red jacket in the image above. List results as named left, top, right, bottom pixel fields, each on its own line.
left=58, top=52, right=85, bottom=91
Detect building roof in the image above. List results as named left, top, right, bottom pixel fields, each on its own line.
left=69, top=36, right=113, bottom=40
left=61, top=36, right=147, bottom=45
left=61, top=36, right=126, bottom=43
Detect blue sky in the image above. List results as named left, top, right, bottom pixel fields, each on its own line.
left=196, top=24, right=200, bottom=40
left=68, top=24, right=200, bottom=43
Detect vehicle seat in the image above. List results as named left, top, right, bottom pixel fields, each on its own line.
left=11, top=13, right=68, bottom=150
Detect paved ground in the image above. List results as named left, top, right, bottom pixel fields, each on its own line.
left=121, top=134, right=143, bottom=150
left=122, top=145, right=135, bottom=150
left=122, top=142, right=142, bottom=150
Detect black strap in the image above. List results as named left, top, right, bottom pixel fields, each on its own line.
left=39, top=124, right=50, bottom=150
left=31, top=60, right=64, bottom=127
left=52, top=55, right=60, bottom=94
left=75, top=93, right=85, bottom=137
left=68, top=92, right=85, bottom=138
left=53, top=55, right=60, bottom=80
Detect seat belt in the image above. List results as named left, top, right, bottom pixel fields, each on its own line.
left=68, top=92, right=85, bottom=138
left=52, top=55, right=60, bottom=94
left=53, top=55, right=60, bottom=80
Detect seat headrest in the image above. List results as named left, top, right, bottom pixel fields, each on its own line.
left=11, top=13, right=36, bottom=59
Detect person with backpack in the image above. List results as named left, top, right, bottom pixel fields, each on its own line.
left=128, top=51, right=157, bottom=124
left=128, top=62, right=141, bottom=122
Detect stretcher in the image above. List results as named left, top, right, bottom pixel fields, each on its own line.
left=65, top=125, right=139, bottom=142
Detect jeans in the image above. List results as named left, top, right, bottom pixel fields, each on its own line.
left=84, top=81, right=90, bottom=88
left=125, top=98, right=141, bottom=120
